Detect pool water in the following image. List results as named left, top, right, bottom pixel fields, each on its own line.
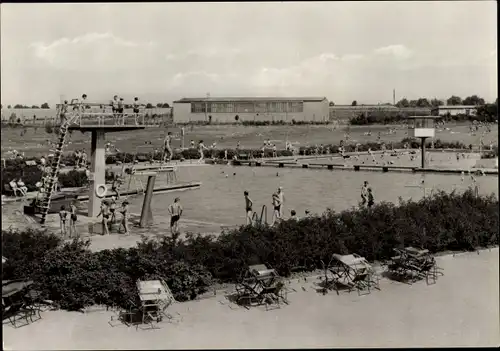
left=124, top=164, right=498, bottom=230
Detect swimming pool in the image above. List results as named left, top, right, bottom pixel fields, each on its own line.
left=124, top=164, right=498, bottom=230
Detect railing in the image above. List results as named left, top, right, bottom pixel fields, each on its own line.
left=55, top=102, right=162, bottom=128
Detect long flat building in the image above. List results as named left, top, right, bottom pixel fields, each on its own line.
left=172, top=97, right=329, bottom=123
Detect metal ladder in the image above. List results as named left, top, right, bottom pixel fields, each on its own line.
left=38, top=111, right=75, bottom=224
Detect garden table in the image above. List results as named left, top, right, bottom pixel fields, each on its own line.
left=2, top=280, right=34, bottom=298
left=248, top=264, right=279, bottom=288
left=322, top=254, right=379, bottom=296
left=136, top=280, right=176, bottom=326
left=234, top=264, right=282, bottom=309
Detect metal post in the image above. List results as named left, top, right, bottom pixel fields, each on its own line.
left=421, top=137, right=426, bottom=169
left=140, top=174, right=156, bottom=227
left=88, top=130, right=106, bottom=217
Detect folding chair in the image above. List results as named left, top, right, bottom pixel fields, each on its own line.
left=8, top=182, right=23, bottom=198
left=388, top=247, right=443, bottom=285
left=258, top=281, right=289, bottom=311
left=109, top=299, right=145, bottom=330
left=3, top=300, right=38, bottom=328
left=321, top=253, right=380, bottom=296
left=234, top=280, right=261, bottom=309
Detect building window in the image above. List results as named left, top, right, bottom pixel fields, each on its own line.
left=236, top=102, right=254, bottom=113
left=191, top=102, right=212, bottom=113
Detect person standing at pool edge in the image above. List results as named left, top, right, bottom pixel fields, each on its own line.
left=163, top=132, right=173, bottom=163
left=59, top=205, right=68, bottom=237
left=360, top=181, right=369, bottom=206
left=168, top=197, right=183, bottom=237
left=271, top=189, right=282, bottom=225
left=367, top=188, right=374, bottom=208
left=197, top=140, right=208, bottom=163
left=277, top=186, right=284, bottom=218
left=244, top=191, right=253, bottom=225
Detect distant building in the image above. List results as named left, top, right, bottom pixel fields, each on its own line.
left=172, top=97, right=329, bottom=123
left=328, top=104, right=431, bottom=120
left=431, top=105, right=478, bottom=117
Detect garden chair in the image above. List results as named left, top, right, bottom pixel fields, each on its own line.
left=320, top=253, right=380, bottom=296
left=7, top=181, right=23, bottom=197
left=388, top=247, right=443, bottom=285
left=109, top=299, right=147, bottom=330
left=234, top=280, right=262, bottom=309
left=257, top=281, right=289, bottom=311
left=3, top=300, right=38, bottom=328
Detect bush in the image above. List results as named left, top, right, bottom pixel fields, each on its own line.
left=2, top=189, right=497, bottom=311
left=1, top=163, right=89, bottom=195
left=58, top=170, right=89, bottom=188
left=349, top=109, right=432, bottom=125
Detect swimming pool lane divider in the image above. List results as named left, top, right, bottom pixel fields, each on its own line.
left=230, top=160, right=499, bottom=175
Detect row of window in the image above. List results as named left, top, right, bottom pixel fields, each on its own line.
left=190, top=101, right=304, bottom=114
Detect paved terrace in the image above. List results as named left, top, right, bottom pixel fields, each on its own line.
left=3, top=249, right=499, bottom=349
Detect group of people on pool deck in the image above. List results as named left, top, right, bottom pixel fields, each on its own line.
left=243, top=183, right=375, bottom=226
left=97, top=197, right=130, bottom=235
left=244, top=187, right=313, bottom=226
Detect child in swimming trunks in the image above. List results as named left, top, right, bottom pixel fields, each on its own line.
left=119, top=200, right=130, bottom=235
left=59, top=205, right=68, bottom=237
left=109, top=196, right=117, bottom=224
left=97, top=201, right=111, bottom=235
left=69, top=202, right=78, bottom=238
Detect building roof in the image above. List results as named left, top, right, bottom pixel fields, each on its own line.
left=432, top=105, right=479, bottom=110
left=174, top=97, right=327, bottom=103
left=330, top=105, right=399, bottom=109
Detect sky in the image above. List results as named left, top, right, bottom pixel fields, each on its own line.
left=0, top=2, right=497, bottom=106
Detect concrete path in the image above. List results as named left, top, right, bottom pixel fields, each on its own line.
left=3, top=248, right=498, bottom=349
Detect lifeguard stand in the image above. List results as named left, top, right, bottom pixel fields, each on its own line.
left=35, top=100, right=157, bottom=224
left=408, top=116, right=436, bottom=168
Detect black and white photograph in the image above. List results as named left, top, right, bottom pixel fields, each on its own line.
left=1, top=1, right=498, bottom=349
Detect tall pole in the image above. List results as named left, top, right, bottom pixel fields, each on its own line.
left=421, top=137, right=427, bottom=169
left=205, top=92, right=210, bottom=122
left=393, top=89, right=396, bottom=105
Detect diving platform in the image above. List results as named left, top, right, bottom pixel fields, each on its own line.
left=55, top=100, right=165, bottom=217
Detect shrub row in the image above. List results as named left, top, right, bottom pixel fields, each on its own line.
left=2, top=189, right=498, bottom=311
left=349, top=107, right=498, bottom=125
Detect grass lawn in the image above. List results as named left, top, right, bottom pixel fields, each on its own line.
left=1, top=122, right=497, bottom=158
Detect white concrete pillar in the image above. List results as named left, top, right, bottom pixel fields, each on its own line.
left=88, top=130, right=106, bottom=217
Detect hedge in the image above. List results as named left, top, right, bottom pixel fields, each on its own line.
left=349, top=107, right=498, bottom=125
left=2, top=189, right=498, bottom=311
